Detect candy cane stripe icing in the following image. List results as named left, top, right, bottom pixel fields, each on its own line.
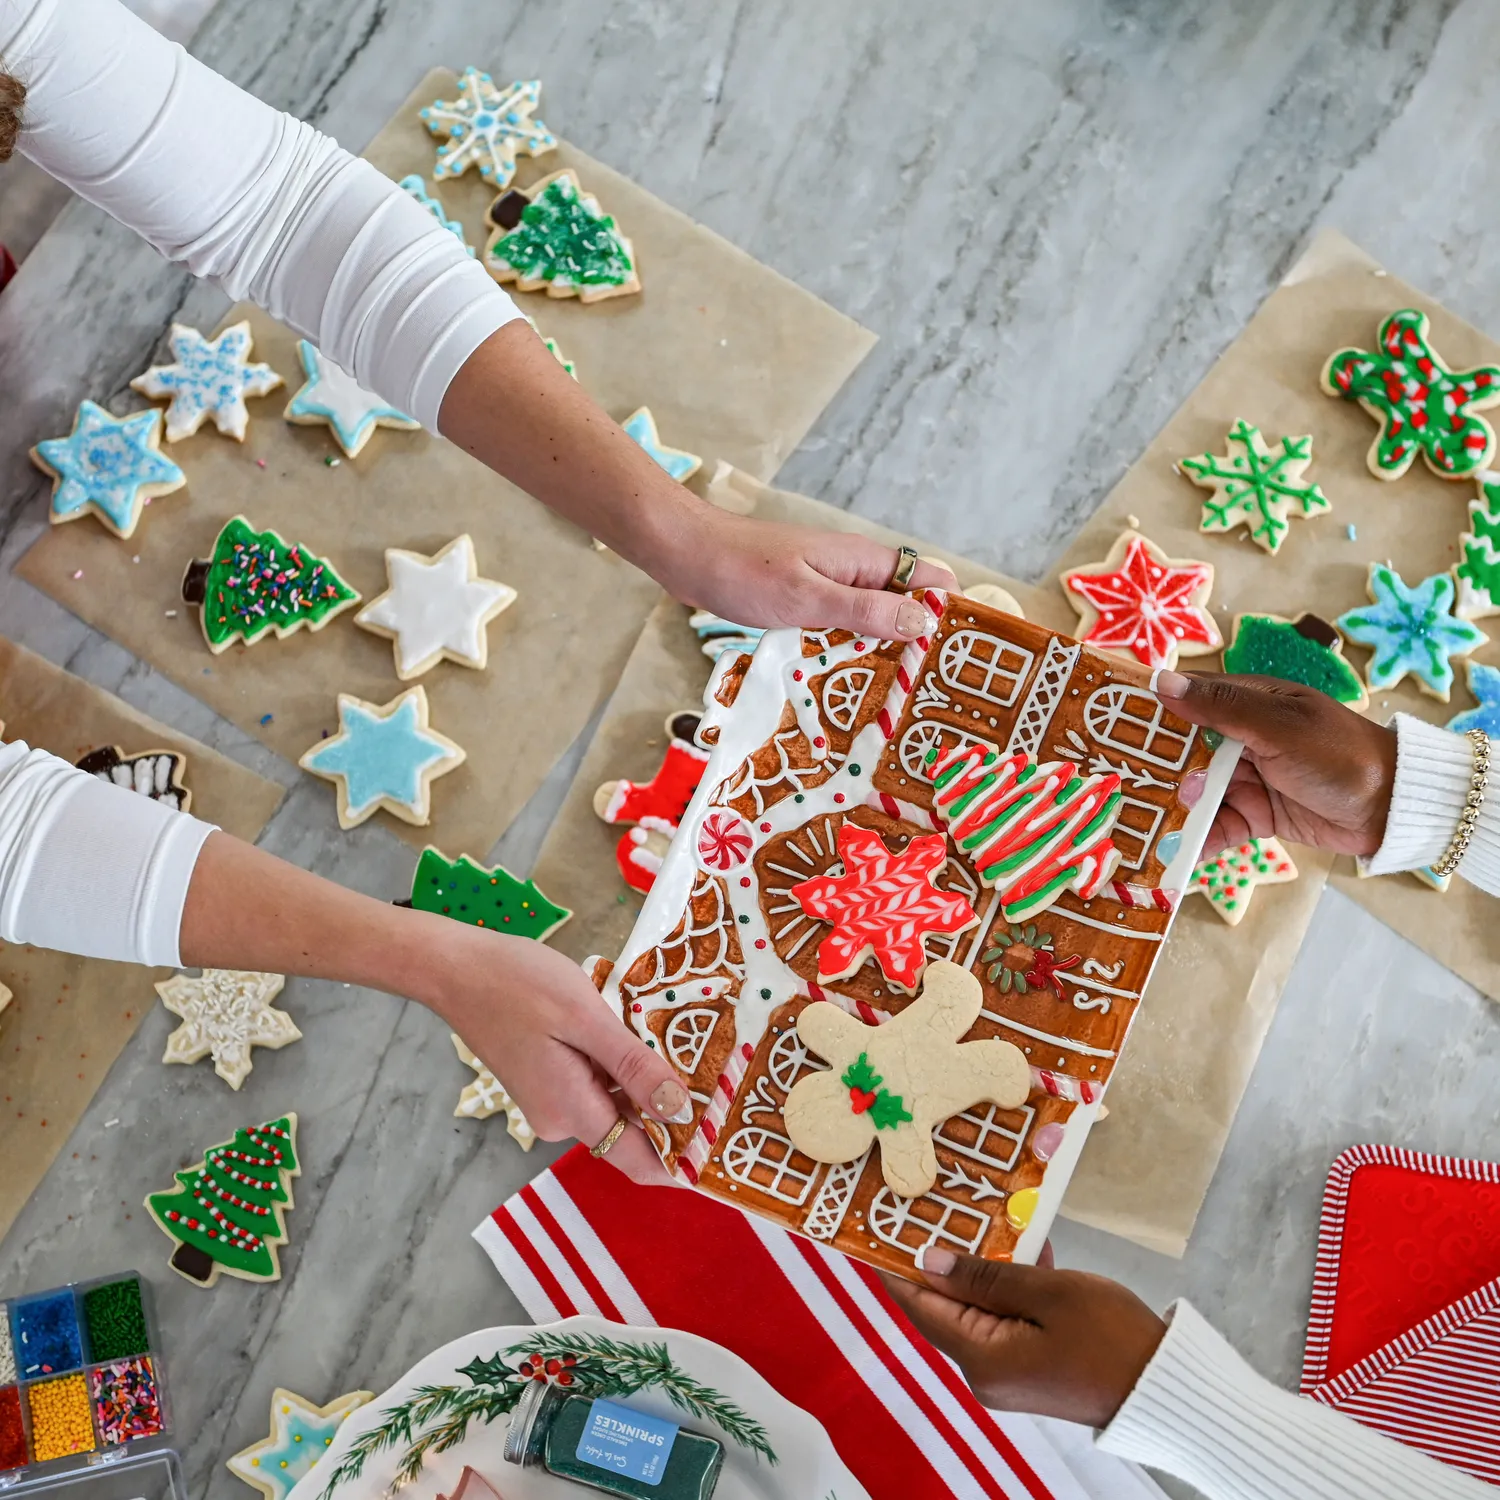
left=925, top=741, right=1123, bottom=921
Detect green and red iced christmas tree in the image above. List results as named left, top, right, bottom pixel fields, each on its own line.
left=407, top=847, right=571, bottom=941
left=145, top=1115, right=300, bottom=1287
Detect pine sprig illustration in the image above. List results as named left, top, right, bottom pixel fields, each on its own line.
left=841, top=1054, right=879, bottom=1093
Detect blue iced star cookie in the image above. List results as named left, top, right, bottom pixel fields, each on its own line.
left=397, top=175, right=474, bottom=255
left=130, top=321, right=283, bottom=441
left=1447, top=661, right=1500, bottom=736
left=419, top=68, right=556, bottom=188
left=299, top=686, right=465, bottom=829
left=283, top=341, right=421, bottom=459
left=31, top=400, right=186, bottom=539
left=622, top=407, right=702, bottom=482
left=226, top=1387, right=371, bottom=1500
left=1335, top=564, right=1486, bottom=703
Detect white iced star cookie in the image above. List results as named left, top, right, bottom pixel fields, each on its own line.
left=299, top=686, right=466, bottom=829
left=227, top=1388, right=372, bottom=1500
left=450, top=1033, right=536, bottom=1147
left=283, top=341, right=421, bottom=458
left=156, top=969, right=300, bottom=1090
left=130, top=321, right=284, bottom=442
left=30, top=400, right=186, bottom=539
left=354, top=535, right=517, bottom=680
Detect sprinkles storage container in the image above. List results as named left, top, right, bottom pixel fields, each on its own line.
left=0, top=1273, right=171, bottom=1486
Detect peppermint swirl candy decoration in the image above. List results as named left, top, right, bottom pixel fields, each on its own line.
left=696, top=810, right=754, bottom=871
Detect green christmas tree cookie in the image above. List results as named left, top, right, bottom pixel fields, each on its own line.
left=1222, top=613, right=1369, bottom=709
left=483, top=170, right=640, bottom=304
left=145, top=1116, right=299, bottom=1287
left=407, top=846, right=571, bottom=941
left=182, top=516, right=359, bottom=653
left=1454, top=471, right=1500, bottom=620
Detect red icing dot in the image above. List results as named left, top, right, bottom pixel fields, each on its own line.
left=833, top=793, right=845, bottom=804
left=754, top=938, right=767, bottom=949
left=740, top=876, right=751, bottom=887
left=632, top=1002, right=642, bottom=1012
left=813, top=736, right=826, bottom=748
left=701, top=984, right=712, bottom=995
left=760, top=821, right=771, bottom=832
left=792, top=669, right=804, bottom=681
left=854, top=641, right=867, bottom=652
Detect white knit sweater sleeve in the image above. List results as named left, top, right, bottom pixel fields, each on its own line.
left=1097, top=1300, right=1494, bottom=1499
left=0, top=740, right=215, bottom=967
left=1, top=0, right=523, bottom=430
left=1363, top=713, right=1500, bottom=892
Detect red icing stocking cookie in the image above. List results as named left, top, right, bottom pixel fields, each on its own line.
left=783, top=961, right=1029, bottom=1198
left=1060, top=528, right=1220, bottom=671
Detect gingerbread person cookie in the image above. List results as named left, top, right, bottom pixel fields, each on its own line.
left=783, top=961, right=1030, bottom=1198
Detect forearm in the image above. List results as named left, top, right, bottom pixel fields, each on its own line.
left=1098, top=1300, right=1493, bottom=1500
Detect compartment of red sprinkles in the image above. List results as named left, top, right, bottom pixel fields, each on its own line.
left=0, top=1386, right=26, bottom=1470
left=89, top=1357, right=164, bottom=1446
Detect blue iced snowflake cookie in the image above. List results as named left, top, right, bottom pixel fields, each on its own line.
left=1447, top=661, right=1500, bottom=737
left=419, top=68, right=555, bottom=188
left=130, top=321, right=283, bottom=442
left=397, top=175, right=473, bottom=254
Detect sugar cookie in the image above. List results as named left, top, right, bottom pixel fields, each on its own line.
left=283, top=341, right=420, bottom=458
left=419, top=69, right=555, bottom=188
left=1179, top=420, right=1329, bottom=553
left=130, top=321, right=283, bottom=442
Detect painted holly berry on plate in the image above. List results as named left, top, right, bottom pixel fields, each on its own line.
left=982, top=924, right=1081, bottom=999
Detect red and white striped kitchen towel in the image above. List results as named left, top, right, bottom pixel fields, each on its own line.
left=1303, top=1145, right=1500, bottom=1487
left=475, top=1145, right=1164, bottom=1500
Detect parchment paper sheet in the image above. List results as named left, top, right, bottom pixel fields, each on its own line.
left=536, top=467, right=1331, bottom=1256
left=17, top=68, right=875, bottom=856
left=1049, top=228, right=1500, bottom=1004
left=0, top=638, right=285, bottom=1239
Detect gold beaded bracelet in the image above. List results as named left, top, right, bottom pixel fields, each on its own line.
left=1432, top=728, right=1491, bottom=878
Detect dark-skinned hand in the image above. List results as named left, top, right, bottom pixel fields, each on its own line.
left=1155, top=670, right=1397, bottom=857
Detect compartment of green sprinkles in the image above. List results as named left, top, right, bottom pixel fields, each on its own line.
left=81, top=1279, right=149, bottom=1363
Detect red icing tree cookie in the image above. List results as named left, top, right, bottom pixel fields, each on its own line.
left=1060, top=528, right=1220, bottom=671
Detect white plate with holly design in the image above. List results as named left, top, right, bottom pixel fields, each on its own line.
left=289, top=1315, right=868, bottom=1500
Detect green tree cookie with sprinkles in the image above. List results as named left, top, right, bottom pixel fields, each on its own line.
left=1454, top=470, right=1500, bottom=619
left=1321, top=308, right=1500, bottom=480
left=1335, top=563, right=1486, bottom=703
left=145, top=1115, right=299, bottom=1288
left=405, top=846, right=571, bottom=941
left=484, top=170, right=641, bottom=304
left=182, top=515, right=360, bottom=653
left=1222, top=613, right=1368, bottom=709
left=1180, top=421, right=1330, bottom=553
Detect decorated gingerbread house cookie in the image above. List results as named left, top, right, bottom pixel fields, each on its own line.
left=594, top=593, right=1236, bottom=1279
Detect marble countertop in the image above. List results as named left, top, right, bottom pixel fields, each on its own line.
left=3, top=3, right=1500, bottom=1498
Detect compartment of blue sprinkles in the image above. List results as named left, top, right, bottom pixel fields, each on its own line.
left=12, top=1290, right=83, bottom=1377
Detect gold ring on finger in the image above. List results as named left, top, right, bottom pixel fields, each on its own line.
left=590, top=1117, right=629, bottom=1158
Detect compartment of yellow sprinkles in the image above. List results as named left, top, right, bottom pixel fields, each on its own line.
left=25, top=1376, right=95, bottom=1462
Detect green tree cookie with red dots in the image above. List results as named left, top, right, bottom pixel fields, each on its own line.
left=1322, top=308, right=1500, bottom=481
left=407, top=846, right=571, bottom=941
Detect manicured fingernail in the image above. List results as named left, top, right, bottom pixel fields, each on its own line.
left=1153, top=669, right=1190, bottom=699
left=915, top=1244, right=956, bottom=1276
left=651, top=1080, right=694, bottom=1124
left=895, top=602, right=936, bottom=639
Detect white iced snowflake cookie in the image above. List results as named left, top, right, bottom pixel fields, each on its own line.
left=156, top=969, right=300, bottom=1090
left=450, top=1034, right=536, bottom=1148
left=130, top=322, right=283, bottom=442
left=354, top=535, right=517, bottom=680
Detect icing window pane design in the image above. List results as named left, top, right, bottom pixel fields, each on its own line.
left=898, top=720, right=987, bottom=779
left=869, top=1187, right=988, bottom=1254
left=935, top=1101, right=1035, bottom=1172
left=939, top=631, right=1036, bottom=707
left=663, top=1007, right=721, bottom=1077
left=821, top=665, right=876, bottom=732
left=768, top=1028, right=826, bottom=1093
left=1084, top=686, right=1195, bottom=770
left=722, top=1127, right=818, bottom=1205
left=1111, top=796, right=1166, bottom=871
left=925, top=859, right=982, bottom=961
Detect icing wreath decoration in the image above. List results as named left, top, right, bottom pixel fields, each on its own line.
left=982, top=922, right=1080, bottom=999
left=1179, top=420, right=1330, bottom=554
left=784, top=961, right=1029, bottom=1198
left=1322, top=307, right=1500, bottom=481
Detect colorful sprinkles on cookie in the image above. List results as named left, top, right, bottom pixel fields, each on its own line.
left=408, top=847, right=571, bottom=940
left=1180, top=420, right=1330, bottom=554
left=1060, top=528, right=1221, bottom=671
left=419, top=69, right=555, bottom=188
left=1321, top=308, right=1500, bottom=481
left=31, top=401, right=185, bottom=540
left=1189, top=837, right=1298, bottom=926
left=284, top=341, right=420, bottom=458
left=484, top=170, right=639, bottom=302
left=622, top=407, right=701, bottom=482
left=1221, top=613, right=1368, bottom=708
left=1335, top=563, right=1486, bottom=702
left=397, top=175, right=472, bottom=254
left=130, top=321, right=283, bottom=442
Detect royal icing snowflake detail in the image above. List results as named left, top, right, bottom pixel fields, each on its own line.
left=419, top=69, right=556, bottom=188
left=156, top=969, right=300, bottom=1091
left=1188, top=838, right=1298, bottom=926
left=129, top=321, right=283, bottom=442
left=1322, top=308, right=1500, bottom=480
left=31, top=401, right=185, bottom=539
left=1447, top=661, right=1500, bottom=737
left=622, top=407, right=701, bottom=482
left=283, top=341, right=420, bottom=458
left=354, top=535, right=516, bottom=680
left=1179, top=420, right=1330, bottom=554
left=1060, top=528, right=1220, bottom=671
left=298, top=686, right=466, bottom=829
left=790, top=823, right=979, bottom=990
left=398, top=174, right=473, bottom=253
left=1335, top=563, right=1486, bottom=702
left=696, top=810, right=754, bottom=871
left=450, top=1033, right=535, bottom=1148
